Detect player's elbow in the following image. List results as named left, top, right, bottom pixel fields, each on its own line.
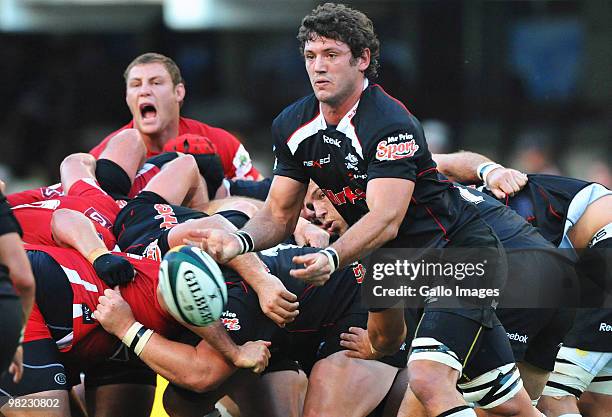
left=184, top=373, right=223, bottom=393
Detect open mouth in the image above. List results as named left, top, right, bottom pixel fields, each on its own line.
left=139, top=103, right=157, bottom=120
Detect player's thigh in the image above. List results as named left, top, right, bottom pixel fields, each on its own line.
left=85, top=384, right=155, bottom=417
left=229, top=369, right=307, bottom=417
left=303, top=351, right=399, bottom=417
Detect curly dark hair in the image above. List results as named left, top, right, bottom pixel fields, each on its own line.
left=297, top=3, right=380, bottom=80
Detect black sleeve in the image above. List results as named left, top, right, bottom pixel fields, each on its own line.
left=229, top=177, right=272, bottom=201
left=0, top=193, right=22, bottom=237
left=271, top=120, right=309, bottom=184
left=365, top=121, right=429, bottom=183
left=216, top=210, right=251, bottom=230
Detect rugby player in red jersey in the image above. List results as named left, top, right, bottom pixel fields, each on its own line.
left=90, top=52, right=262, bottom=181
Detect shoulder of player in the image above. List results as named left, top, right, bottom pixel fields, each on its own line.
left=272, top=94, right=318, bottom=135
left=359, top=85, right=420, bottom=134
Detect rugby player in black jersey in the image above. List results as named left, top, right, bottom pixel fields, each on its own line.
left=189, top=4, right=540, bottom=417
left=433, top=152, right=612, bottom=417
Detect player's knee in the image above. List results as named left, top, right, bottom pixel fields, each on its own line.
left=108, top=129, right=145, bottom=153
left=408, top=360, right=457, bottom=403
left=61, top=152, right=96, bottom=171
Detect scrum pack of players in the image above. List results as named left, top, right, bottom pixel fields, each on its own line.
left=0, top=4, right=611, bottom=417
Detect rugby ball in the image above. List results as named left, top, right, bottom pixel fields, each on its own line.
left=158, top=245, right=227, bottom=327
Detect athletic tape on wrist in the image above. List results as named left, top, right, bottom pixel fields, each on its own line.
left=134, top=329, right=154, bottom=357
left=18, top=326, right=25, bottom=344
left=87, top=247, right=111, bottom=264
left=476, top=162, right=496, bottom=181
left=482, top=163, right=504, bottom=188
left=234, top=231, right=255, bottom=254
left=319, top=247, right=339, bottom=273
left=121, top=322, right=144, bottom=347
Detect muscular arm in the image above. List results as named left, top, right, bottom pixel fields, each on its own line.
left=332, top=178, right=412, bottom=268
left=433, top=152, right=528, bottom=198
left=243, top=176, right=307, bottom=250
left=176, top=214, right=300, bottom=326
left=432, top=151, right=491, bottom=183
left=138, top=324, right=236, bottom=393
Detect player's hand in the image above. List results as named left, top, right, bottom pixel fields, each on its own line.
left=92, top=253, right=135, bottom=287
left=183, top=229, right=242, bottom=264
left=290, top=252, right=332, bottom=286
left=163, top=134, right=217, bottom=155
left=7, top=345, right=23, bottom=383
left=233, top=341, right=272, bottom=373
left=340, top=327, right=384, bottom=360
left=94, top=287, right=136, bottom=339
left=254, top=274, right=299, bottom=327
left=485, top=167, right=528, bottom=199
left=294, top=220, right=330, bottom=248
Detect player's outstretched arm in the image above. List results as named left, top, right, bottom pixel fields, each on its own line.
left=175, top=214, right=300, bottom=327
left=433, top=152, right=528, bottom=198
left=95, top=288, right=271, bottom=392
left=187, top=176, right=307, bottom=265
left=290, top=177, right=412, bottom=286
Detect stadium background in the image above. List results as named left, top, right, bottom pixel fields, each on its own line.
left=0, top=1, right=610, bottom=416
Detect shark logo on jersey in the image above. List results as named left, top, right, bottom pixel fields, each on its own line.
left=345, top=153, right=359, bottom=171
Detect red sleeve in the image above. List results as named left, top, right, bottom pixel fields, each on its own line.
left=89, top=122, right=134, bottom=159
left=7, top=183, right=64, bottom=206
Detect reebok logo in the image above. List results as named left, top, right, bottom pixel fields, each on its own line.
left=323, top=135, right=341, bottom=147
left=507, top=332, right=528, bottom=344
left=599, top=322, right=612, bottom=332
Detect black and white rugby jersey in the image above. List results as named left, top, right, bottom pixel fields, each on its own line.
left=273, top=81, right=478, bottom=248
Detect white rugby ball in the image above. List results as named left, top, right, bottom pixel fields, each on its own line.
left=158, top=245, right=227, bottom=326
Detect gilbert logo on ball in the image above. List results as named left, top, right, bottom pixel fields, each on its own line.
left=158, top=245, right=227, bottom=326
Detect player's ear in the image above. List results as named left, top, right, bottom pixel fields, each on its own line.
left=358, top=48, right=371, bottom=72
left=175, top=83, right=186, bottom=104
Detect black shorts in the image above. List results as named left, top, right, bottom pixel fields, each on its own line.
left=411, top=310, right=514, bottom=381
left=423, top=218, right=506, bottom=328
left=496, top=308, right=575, bottom=371
left=563, top=308, right=612, bottom=352
left=0, top=339, right=80, bottom=404
left=287, top=308, right=409, bottom=375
